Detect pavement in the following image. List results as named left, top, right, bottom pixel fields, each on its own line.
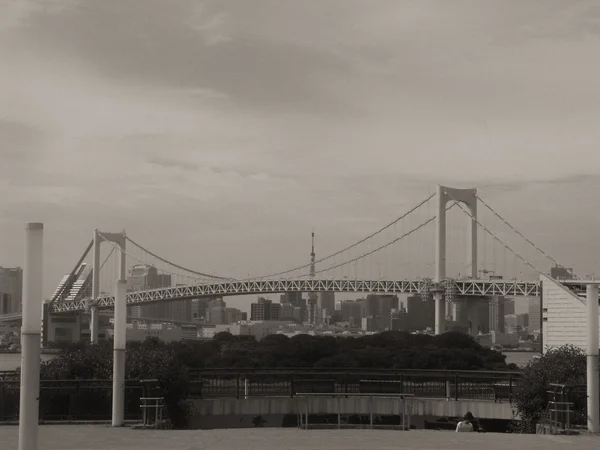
left=0, top=426, right=598, bottom=450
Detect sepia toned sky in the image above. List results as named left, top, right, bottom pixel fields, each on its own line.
left=2, top=0, right=600, bottom=302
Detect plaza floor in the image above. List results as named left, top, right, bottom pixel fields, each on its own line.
left=0, top=426, right=597, bottom=450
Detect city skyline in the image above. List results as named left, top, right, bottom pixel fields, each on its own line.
left=2, top=1, right=600, bottom=298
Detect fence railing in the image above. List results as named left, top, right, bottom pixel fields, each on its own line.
left=0, top=379, right=145, bottom=422
left=187, top=368, right=520, bottom=402
left=296, top=393, right=415, bottom=430
left=0, top=368, right=520, bottom=423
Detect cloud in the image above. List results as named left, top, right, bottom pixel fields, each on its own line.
left=2, top=0, right=600, bottom=296
left=0, top=0, right=79, bottom=30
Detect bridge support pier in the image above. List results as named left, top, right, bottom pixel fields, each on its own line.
left=90, top=305, right=99, bottom=345
left=91, top=229, right=127, bottom=344
left=433, top=290, right=445, bottom=335
left=586, top=283, right=599, bottom=433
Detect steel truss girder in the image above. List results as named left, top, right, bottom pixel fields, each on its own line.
left=49, top=278, right=540, bottom=313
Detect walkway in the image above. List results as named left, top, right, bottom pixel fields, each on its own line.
left=0, top=426, right=598, bottom=449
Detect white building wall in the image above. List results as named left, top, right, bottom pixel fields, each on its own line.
left=541, top=274, right=600, bottom=353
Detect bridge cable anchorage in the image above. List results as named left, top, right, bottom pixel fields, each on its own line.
left=444, top=190, right=543, bottom=276
left=118, top=235, right=233, bottom=280
left=312, top=202, right=459, bottom=276
left=475, top=193, right=574, bottom=277
left=247, top=192, right=437, bottom=281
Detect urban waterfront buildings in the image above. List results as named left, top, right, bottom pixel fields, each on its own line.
left=0, top=267, right=22, bottom=315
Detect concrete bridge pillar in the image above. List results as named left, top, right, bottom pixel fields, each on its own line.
left=432, top=287, right=445, bottom=335
left=91, top=229, right=126, bottom=343
left=434, top=185, right=478, bottom=335
left=90, top=304, right=99, bottom=344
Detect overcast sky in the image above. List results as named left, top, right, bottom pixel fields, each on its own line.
left=2, top=0, right=600, bottom=303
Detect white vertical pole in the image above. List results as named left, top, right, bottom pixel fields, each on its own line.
left=587, top=283, right=599, bottom=433
left=19, top=223, right=44, bottom=450
left=112, top=279, right=127, bottom=427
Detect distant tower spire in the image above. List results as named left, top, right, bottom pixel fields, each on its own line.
left=310, top=231, right=316, bottom=278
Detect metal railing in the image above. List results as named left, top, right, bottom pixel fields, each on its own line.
left=188, top=368, right=519, bottom=402
left=0, top=379, right=146, bottom=422
left=296, top=393, right=414, bottom=430
left=538, top=383, right=587, bottom=434
left=140, top=397, right=171, bottom=429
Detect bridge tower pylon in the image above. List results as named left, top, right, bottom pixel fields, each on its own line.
left=434, top=185, right=478, bottom=335
left=90, top=229, right=126, bottom=344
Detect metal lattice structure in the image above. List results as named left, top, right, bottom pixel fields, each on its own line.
left=49, top=278, right=540, bottom=313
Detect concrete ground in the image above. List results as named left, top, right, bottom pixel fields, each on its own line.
left=0, top=426, right=598, bottom=450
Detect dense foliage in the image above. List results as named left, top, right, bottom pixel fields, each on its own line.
left=512, top=345, right=587, bottom=433
left=202, top=330, right=513, bottom=370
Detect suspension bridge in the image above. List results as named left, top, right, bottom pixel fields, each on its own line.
left=0, top=185, right=583, bottom=342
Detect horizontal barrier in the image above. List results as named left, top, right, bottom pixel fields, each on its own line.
left=188, top=369, right=519, bottom=402
left=0, top=379, right=145, bottom=422
left=296, top=393, right=414, bottom=431
left=0, top=368, right=520, bottom=423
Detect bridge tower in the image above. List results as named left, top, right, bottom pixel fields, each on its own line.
left=90, top=229, right=126, bottom=344
left=434, top=185, right=478, bottom=335
left=306, top=232, right=318, bottom=324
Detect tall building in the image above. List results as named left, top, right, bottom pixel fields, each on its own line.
left=317, top=292, right=335, bottom=316
left=504, top=314, right=518, bottom=333
left=127, top=264, right=191, bottom=321
left=489, top=296, right=505, bottom=333
left=517, top=313, right=529, bottom=330
left=191, top=298, right=210, bottom=321
left=390, top=308, right=409, bottom=331
left=250, top=297, right=281, bottom=321
left=405, top=295, right=435, bottom=331
left=339, top=300, right=364, bottom=324
left=365, top=294, right=399, bottom=318
left=226, top=307, right=244, bottom=323
left=528, top=297, right=541, bottom=332
left=281, top=292, right=305, bottom=323
left=0, top=267, right=22, bottom=314
left=207, top=304, right=227, bottom=325
left=504, top=299, right=515, bottom=316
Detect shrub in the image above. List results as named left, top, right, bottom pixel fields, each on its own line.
left=511, top=344, right=586, bottom=433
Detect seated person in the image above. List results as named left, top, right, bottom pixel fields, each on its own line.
left=455, top=412, right=476, bottom=432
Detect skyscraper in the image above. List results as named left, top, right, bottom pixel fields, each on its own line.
left=127, top=264, right=192, bottom=321
left=250, top=297, right=281, bottom=321
left=0, top=267, right=22, bottom=314
left=528, top=297, right=541, bottom=332
left=489, top=296, right=505, bottom=333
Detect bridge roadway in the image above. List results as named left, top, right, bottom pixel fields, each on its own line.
left=48, top=278, right=541, bottom=313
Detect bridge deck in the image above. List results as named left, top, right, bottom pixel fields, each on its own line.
left=49, top=278, right=541, bottom=313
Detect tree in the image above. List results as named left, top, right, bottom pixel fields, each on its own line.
left=512, top=345, right=586, bottom=433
